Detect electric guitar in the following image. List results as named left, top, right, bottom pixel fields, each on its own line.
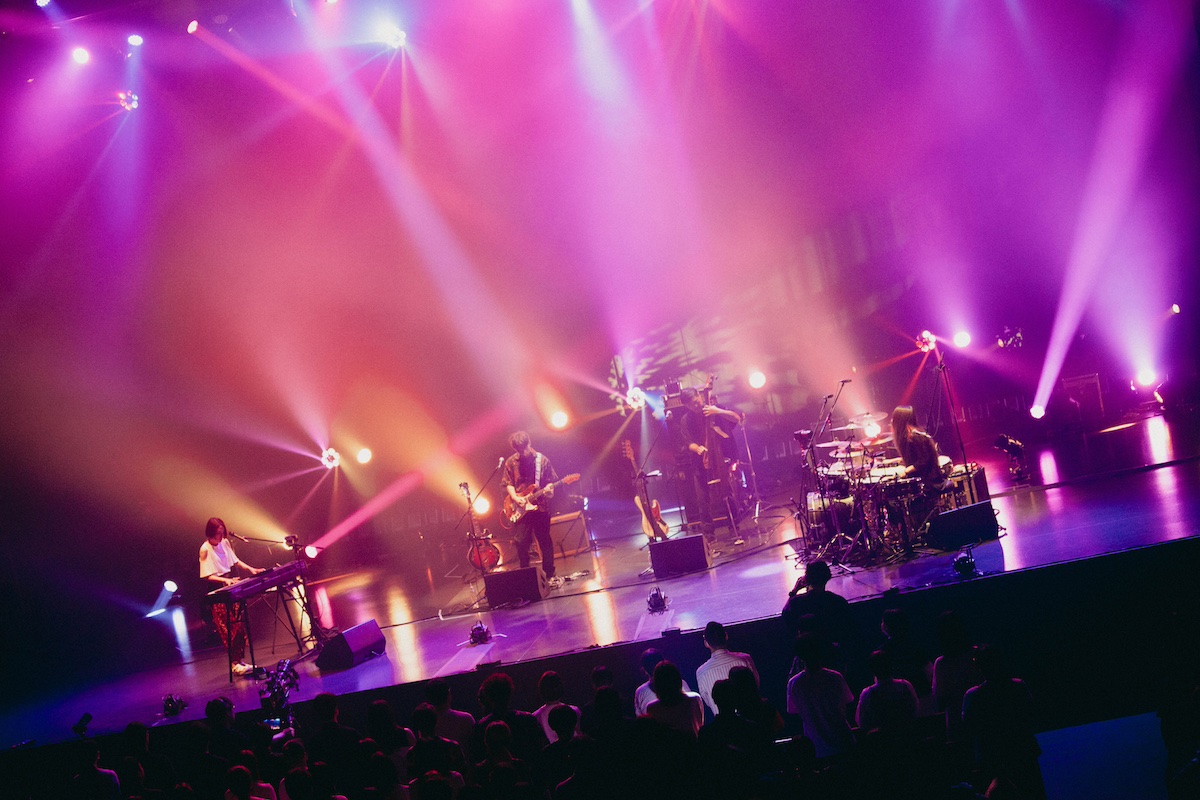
left=623, top=440, right=669, bottom=542
left=502, top=474, right=581, bottom=526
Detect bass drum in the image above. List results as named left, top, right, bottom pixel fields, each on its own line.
left=806, top=492, right=854, bottom=527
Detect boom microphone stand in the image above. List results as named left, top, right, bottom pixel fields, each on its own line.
left=927, top=346, right=975, bottom=503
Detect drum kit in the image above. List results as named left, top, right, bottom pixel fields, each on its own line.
left=798, top=412, right=941, bottom=567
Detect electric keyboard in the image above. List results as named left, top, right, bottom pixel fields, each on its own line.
left=206, top=560, right=307, bottom=603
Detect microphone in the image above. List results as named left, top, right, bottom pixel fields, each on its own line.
left=840, top=379, right=852, bottom=384
left=228, top=531, right=248, bottom=543
left=498, top=456, right=506, bottom=469
left=823, top=394, right=834, bottom=400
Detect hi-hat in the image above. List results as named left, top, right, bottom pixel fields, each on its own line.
left=849, top=411, right=888, bottom=424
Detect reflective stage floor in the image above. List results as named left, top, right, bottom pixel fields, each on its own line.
left=3, top=411, right=1199, bottom=749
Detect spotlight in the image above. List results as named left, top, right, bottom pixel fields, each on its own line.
left=472, top=496, right=491, bottom=516
left=915, top=330, right=936, bottom=353
left=952, top=331, right=971, bottom=348
left=469, top=621, right=491, bottom=645
left=549, top=411, right=569, bottom=430
left=356, top=448, right=372, bottom=464
left=1171, top=303, right=1181, bottom=315
left=127, top=34, right=144, bottom=46
left=625, top=387, right=647, bottom=410
left=993, top=434, right=1028, bottom=481
left=996, top=326, right=1023, bottom=349
left=1135, top=368, right=1158, bottom=388
left=321, top=448, right=341, bottom=469
left=1029, top=405, right=1046, bottom=420
left=952, top=547, right=979, bottom=578
left=162, top=694, right=188, bottom=717
left=36, top=0, right=51, bottom=7
left=378, top=24, right=406, bottom=49
left=646, top=586, right=669, bottom=614
left=186, top=20, right=199, bottom=34
left=71, top=47, right=90, bottom=64
left=748, top=370, right=767, bottom=390
left=862, top=421, right=882, bottom=439
left=303, top=545, right=319, bottom=560
left=163, top=579, right=178, bottom=593
left=117, top=91, right=138, bottom=111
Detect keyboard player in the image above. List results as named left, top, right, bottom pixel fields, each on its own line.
left=200, top=517, right=265, bottom=676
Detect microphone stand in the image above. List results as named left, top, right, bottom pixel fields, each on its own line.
left=806, top=381, right=854, bottom=566
left=927, top=347, right=975, bottom=503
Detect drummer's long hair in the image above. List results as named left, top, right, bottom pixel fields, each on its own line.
left=891, top=405, right=922, bottom=464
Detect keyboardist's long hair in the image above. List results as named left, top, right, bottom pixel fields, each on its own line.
left=205, top=517, right=225, bottom=540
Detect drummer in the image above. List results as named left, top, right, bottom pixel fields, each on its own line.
left=890, top=406, right=950, bottom=493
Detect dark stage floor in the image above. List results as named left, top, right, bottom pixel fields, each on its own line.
left=3, top=411, right=1199, bottom=749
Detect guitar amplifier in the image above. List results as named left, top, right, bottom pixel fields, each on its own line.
left=551, top=511, right=591, bottom=558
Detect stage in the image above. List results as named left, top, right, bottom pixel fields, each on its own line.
left=2, top=410, right=1198, bottom=754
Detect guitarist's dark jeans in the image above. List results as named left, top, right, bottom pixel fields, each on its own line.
left=516, top=510, right=555, bottom=579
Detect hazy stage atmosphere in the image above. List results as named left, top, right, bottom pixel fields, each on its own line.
left=2, top=0, right=1200, bottom=762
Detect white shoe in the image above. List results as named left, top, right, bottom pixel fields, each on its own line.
left=547, top=576, right=563, bottom=589
left=232, top=661, right=253, bottom=676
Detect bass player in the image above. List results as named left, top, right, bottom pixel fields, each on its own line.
left=502, top=431, right=563, bottom=588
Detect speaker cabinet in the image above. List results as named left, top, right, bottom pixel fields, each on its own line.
left=926, top=500, right=1000, bottom=551
left=315, top=619, right=386, bottom=672
left=551, top=511, right=591, bottom=558
left=484, top=567, right=547, bottom=607
left=649, top=535, right=710, bottom=579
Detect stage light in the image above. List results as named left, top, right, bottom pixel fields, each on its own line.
left=647, top=586, right=669, bottom=614
left=1171, top=303, right=1181, bottom=315
left=304, top=545, right=319, bottom=559
left=71, top=47, right=90, bottom=64
left=378, top=24, right=406, bottom=49
left=163, top=579, right=178, bottom=593
left=1029, top=404, right=1046, bottom=420
left=952, top=547, right=979, bottom=578
left=625, top=387, right=647, bottom=410
left=863, top=421, right=882, bottom=440
left=996, top=326, right=1023, bottom=349
left=118, top=91, right=138, bottom=111
left=1135, top=368, right=1158, bottom=388
left=952, top=331, right=971, bottom=348
left=321, top=448, right=341, bottom=469
left=356, top=448, right=372, bottom=464
left=550, top=411, right=569, bottom=430
left=473, top=496, right=491, bottom=516
left=748, top=370, right=767, bottom=390
left=915, top=330, right=936, bottom=353
left=469, top=621, right=491, bottom=644
left=162, top=694, right=187, bottom=717
left=127, top=34, right=143, bottom=46
left=36, top=0, right=51, bottom=7
left=186, top=20, right=199, bottom=34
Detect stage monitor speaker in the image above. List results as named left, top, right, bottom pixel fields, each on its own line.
left=484, top=567, right=547, bottom=607
left=315, top=619, right=386, bottom=672
left=649, top=535, right=710, bottom=579
left=926, top=500, right=1000, bottom=551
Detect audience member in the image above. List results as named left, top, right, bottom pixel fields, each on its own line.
left=697, top=678, right=773, bottom=795
left=424, top=678, right=475, bottom=750
left=785, top=633, right=856, bottom=761
left=473, top=721, right=533, bottom=792
left=934, top=610, right=983, bottom=745
left=633, top=648, right=693, bottom=717
left=532, top=670, right=582, bottom=743
left=695, top=621, right=760, bottom=716
left=233, top=749, right=276, bottom=800
left=407, top=703, right=466, bottom=780
left=304, top=693, right=362, bottom=795
left=780, top=561, right=855, bottom=648
left=365, top=699, right=415, bottom=782
left=206, top=698, right=251, bottom=763
left=645, top=660, right=705, bottom=738
left=879, top=608, right=935, bottom=714
left=534, top=704, right=583, bottom=795
left=577, top=665, right=615, bottom=736
left=470, top=673, right=548, bottom=764
left=71, top=738, right=121, bottom=800
left=120, top=721, right=177, bottom=795
left=728, top=665, right=784, bottom=737
left=962, top=645, right=1046, bottom=799
left=224, top=764, right=254, bottom=800
left=856, top=649, right=918, bottom=734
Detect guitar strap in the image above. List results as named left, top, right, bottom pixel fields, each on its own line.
left=535, top=453, right=544, bottom=487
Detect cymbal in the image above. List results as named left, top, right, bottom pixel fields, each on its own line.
left=814, top=440, right=855, bottom=448
left=862, top=435, right=895, bottom=447
left=849, top=411, right=888, bottom=424
left=830, top=423, right=861, bottom=432
left=872, top=456, right=903, bottom=466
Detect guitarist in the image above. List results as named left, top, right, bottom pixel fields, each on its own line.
left=502, top=431, right=563, bottom=588
left=676, top=387, right=743, bottom=534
